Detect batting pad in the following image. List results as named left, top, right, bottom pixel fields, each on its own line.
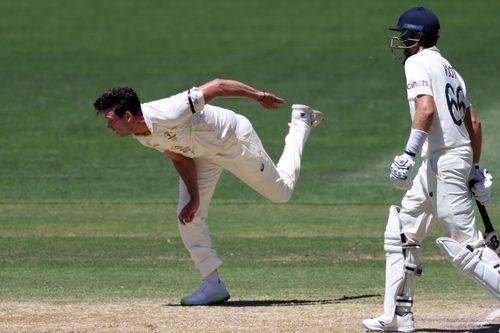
left=436, top=237, right=500, bottom=301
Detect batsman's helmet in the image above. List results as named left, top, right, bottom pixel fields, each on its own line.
left=389, top=7, right=440, bottom=60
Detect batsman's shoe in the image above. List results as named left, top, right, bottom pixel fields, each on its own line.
left=362, top=313, right=415, bottom=332
left=291, top=104, right=324, bottom=128
left=180, top=280, right=230, bottom=306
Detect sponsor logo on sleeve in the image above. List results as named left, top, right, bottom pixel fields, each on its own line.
left=407, top=80, right=429, bottom=90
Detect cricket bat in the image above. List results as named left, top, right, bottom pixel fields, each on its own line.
left=475, top=199, right=500, bottom=256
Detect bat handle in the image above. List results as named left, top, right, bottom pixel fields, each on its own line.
left=476, top=200, right=495, bottom=234
left=469, top=179, right=495, bottom=234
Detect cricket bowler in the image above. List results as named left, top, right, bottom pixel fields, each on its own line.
left=93, top=79, right=324, bottom=306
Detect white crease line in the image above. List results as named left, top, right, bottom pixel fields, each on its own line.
left=477, top=308, right=500, bottom=328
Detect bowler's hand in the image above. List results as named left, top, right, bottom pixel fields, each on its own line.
left=178, top=199, right=199, bottom=225
left=259, top=92, right=285, bottom=110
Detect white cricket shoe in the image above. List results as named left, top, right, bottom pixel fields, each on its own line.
left=180, top=280, right=230, bottom=306
left=291, top=104, right=324, bottom=128
left=362, top=313, right=415, bottom=332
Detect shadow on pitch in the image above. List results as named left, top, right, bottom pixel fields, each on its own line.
left=416, top=325, right=500, bottom=333
left=163, top=294, right=380, bottom=307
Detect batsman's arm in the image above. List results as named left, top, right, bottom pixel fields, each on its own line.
left=400, top=94, right=433, bottom=158
left=164, top=150, right=200, bottom=225
left=464, top=105, right=482, bottom=164
left=198, top=78, right=285, bottom=109
left=411, top=94, right=434, bottom=132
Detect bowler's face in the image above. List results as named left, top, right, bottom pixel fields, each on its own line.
left=104, top=109, right=131, bottom=137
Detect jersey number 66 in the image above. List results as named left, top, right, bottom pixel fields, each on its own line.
left=445, top=83, right=466, bottom=126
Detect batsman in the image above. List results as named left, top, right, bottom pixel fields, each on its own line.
left=363, top=7, right=498, bottom=332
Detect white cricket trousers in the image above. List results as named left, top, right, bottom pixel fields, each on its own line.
left=399, top=146, right=483, bottom=248
left=177, top=116, right=311, bottom=278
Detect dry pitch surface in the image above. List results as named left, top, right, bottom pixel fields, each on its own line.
left=1, top=299, right=498, bottom=333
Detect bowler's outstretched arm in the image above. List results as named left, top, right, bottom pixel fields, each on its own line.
left=198, top=78, right=285, bottom=109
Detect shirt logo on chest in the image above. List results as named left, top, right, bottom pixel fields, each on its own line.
left=164, top=131, right=177, bottom=141
left=172, top=145, right=192, bottom=154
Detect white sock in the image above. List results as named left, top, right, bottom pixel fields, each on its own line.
left=204, top=271, right=220, bottom=284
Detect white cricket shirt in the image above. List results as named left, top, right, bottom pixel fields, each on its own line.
left=404, top=47, right=471, bottom=157
left=133, top=88, right=240, bottom=158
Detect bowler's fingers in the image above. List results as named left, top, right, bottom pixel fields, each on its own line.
left=261, top=94, right=286, bottom=110
left=178, top=208, right=196, bottom=225
left=178, top=210, right=188, bottom=225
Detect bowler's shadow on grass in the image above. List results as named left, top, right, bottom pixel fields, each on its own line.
left=416, top=325, right=500, bottom=333
left=163, top=294, right=380, bottom=307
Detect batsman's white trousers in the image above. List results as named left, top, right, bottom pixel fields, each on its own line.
left=399, top=146, right=484, bottom=248
left=177, top=115, right=311, bottom=278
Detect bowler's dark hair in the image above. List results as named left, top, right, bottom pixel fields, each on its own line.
left=93, top=87, right=142, bottom=117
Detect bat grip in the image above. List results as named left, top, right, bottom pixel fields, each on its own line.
left=477, top=200, right=495, bottom=233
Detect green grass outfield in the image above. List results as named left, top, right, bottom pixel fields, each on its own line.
left=1, top=0, right=500, bottom=308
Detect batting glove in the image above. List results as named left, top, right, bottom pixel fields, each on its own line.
left=470, top=165, right=494, bottom=205
left=389, top=153, right=415, bottom=191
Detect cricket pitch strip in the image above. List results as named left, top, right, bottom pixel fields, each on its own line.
left=0, top=299, right=498, bottom=332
